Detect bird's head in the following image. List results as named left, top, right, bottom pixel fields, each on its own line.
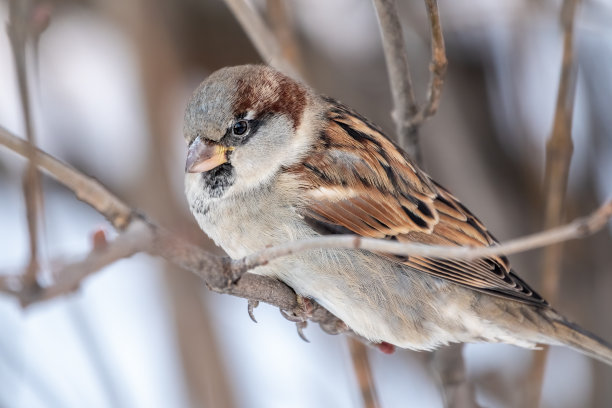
left=184, top=65, right=316, bottom=199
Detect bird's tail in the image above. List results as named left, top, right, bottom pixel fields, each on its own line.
left=544, top=311, right=612, bottom=366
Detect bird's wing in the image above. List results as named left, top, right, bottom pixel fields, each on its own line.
left=288, top=99, right=547, bottom=307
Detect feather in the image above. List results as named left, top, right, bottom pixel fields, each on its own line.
left=288, top=99, right=548, bottom=307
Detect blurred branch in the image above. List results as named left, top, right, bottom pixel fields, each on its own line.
left=223, top=0, right=299, bottom=78
left=0, top=126, right=133, bottom=230
left=1, top=126, right=610, bottom=335
left=7, top=0, right=45, bottom=288
left=528, top=0, right=581, bottom=405
left=266, top=0, right=303, bottom=76
left=372, top=0, right=418, bottom=154
left=0, top=125, right=346, bottom=337
left=348, top=338, right=381, bottom=408
left=431, top=344, right=481, bottom=408
left=372, top=0, right=447, bottom=163
left=0, top=222, right=149, bottom=306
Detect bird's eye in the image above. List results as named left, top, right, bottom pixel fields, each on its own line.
left=233, top=120, right=249, bottom=136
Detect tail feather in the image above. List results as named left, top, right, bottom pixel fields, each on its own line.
left=547, top=315, right=612, bottom=366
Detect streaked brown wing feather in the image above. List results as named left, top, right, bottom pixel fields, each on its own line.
left=290, top=98, right=547, bottom=307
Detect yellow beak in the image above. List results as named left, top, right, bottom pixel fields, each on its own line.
left=185, top=138, right=233, bottom=173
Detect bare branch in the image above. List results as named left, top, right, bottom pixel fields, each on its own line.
left=541, top=0, right=580, bottom=303
left=0, top=222, right=150, bottom=306
left=528, top=0, right=581, bottom=405
left=3, top=125, right=611, bottom=284
left=372, top=0, right=419, bottom=155
left=372, top=0, right=447, bottom=164
left=2, top=125, right=611, bottom=289
left=348, top=338, right=381, bottom=408
left=408, top=0, right=448, bottom=129
left=431, top=344, right=481, bottom=408
left=223, top=0, right=299, bottom=78
left=0, top=125, right=348, bottom=338
left=7, top=0, right=44, bottom=287
left=266, top=0, right=303, bottom=76
left=231, top=200, right=612, bottom=276
left=0, top=125, right=133, bottom=230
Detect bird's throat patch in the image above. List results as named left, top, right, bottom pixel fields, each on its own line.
left=201, top=163, right=235, bottom=198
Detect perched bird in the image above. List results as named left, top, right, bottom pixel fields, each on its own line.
left=183, top=64, right=612, bottom=365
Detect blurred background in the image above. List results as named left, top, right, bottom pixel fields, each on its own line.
left=1, top=0, right=611, bottom=407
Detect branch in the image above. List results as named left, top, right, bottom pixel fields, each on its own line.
left=0, top=126, right=132, bottom=230
left=0, top=223, right=149, bottom=306
left=222, top=0, right=299, bottom=78
left=2, top=126, right=611, bottom=332
left=430, top=344, right=481, bottom=408
left=2, top=126, right=611, bottom=296
left=230, top=200, right=612, bottom=276
left=265, top=0, right=303, bottom=76
left=541, top=0, right=580, bottom=304
left=7, top=0, right=44, bottom=287
left=528, top=0, right=581, bottom=405
left=0, top=125, right=347, bottom=337
left=408, top=0, right=448, bottom=129
left=372, top=0, right=447, bottom=164
left=372, top=0, right=418, bottom=155
left=348, top=338, right=381, bottom=408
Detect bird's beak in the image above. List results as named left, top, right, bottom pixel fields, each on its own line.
left=185, top=137, right=233, bottom=173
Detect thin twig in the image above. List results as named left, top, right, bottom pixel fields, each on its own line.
left=266, top=0, right=303, bottom=76
left=0, top=221, right=150, bottom=306
left=348, top=338, right=381, bottom=408
left=7, top=0, right=43, bottom=287
left=231, top=200, right=612, bottom=275
left=528, top=0, right=581, bottom=405
left=372, top=0, right=419, bottom=155
left=408, top=0, right=448, bottom=129
left=223, top=0, right=299, bottom=78
left=430, top=344, right=481, bottom=408
left=541, top=0, right=580, bottom=303
left=0, top=126, right=132, bottom=229
left=372, top=0, right=447, bottom=163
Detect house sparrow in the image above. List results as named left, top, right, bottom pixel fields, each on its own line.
left=183, top=64, right=612, bottom=365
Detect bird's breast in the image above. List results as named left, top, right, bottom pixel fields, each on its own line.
left=187, top=179, right=313, bottom=259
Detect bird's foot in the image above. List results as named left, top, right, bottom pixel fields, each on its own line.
left=280, top=295, right=314, bottom=342
left=375, top=341, right=396, bottom=354
left=280, top=295, right=314, bottom=322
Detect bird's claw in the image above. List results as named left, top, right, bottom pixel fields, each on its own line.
left=247, top=299, right=259, bottom=323
left=296, top=321, right=310, bottom=343
left=280, top=295, right=314, bottom=342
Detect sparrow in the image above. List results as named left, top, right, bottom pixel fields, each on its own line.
left=183, top=64, right=612, bottom=365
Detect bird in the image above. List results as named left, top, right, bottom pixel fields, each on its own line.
left=183, top=64, right=612, bottom=365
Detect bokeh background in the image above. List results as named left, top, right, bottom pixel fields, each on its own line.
left=1, top=0, right=612, bottom=407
